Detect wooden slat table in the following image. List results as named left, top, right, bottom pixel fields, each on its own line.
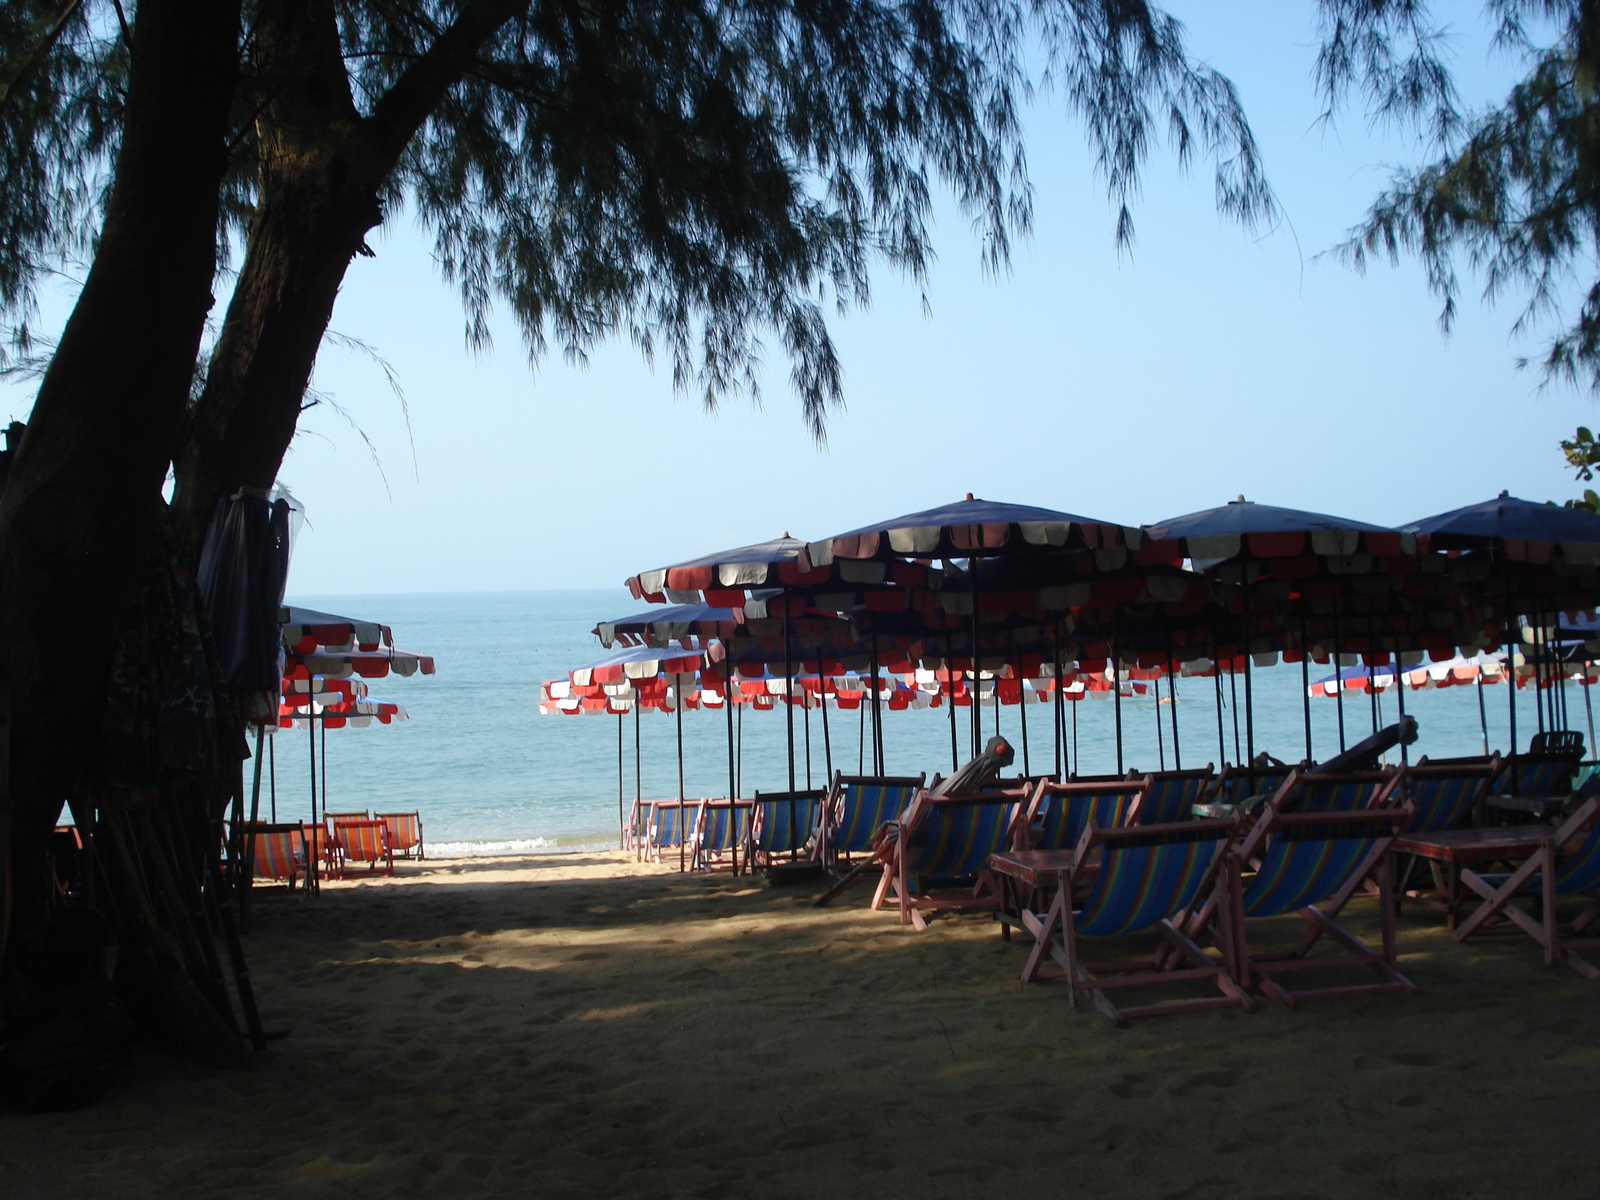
left=1393, top=825, right=1555, bottom=928
left=989, top=849, right=1095, bottom=942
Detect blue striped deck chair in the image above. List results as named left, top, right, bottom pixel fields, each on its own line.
left=750, top=790, right=825, bottom=868
left=1403, top=757, right=1499, bottom=832
left=645, top=800, right=697, bottom=868
left=1279, top=769, right=1398, bottom=815
left=691, top=800, right=752, bottom=873
left=873, top=785, right=1026, bottom=931
left=1488, top=752, right=1581, bottom=817
left=1217, top=793, right=1417, bottom=1008
left=1455, top=795, right=1600, bottom=975
left=1025, top=779, right=1146, bottom=850
left=1211, top=765, right=1292, bottom=809
left=822, top=772, right=924, bottom=871
left=1133, top=767, right=1216, bottom=824
left=1018, top=819, right=1255, bottom=1026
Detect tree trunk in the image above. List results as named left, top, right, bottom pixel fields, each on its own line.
left=171, top=0, right=381, bottom=554
left=172, top=0, right=526, bottom=556
left=0, top=0, right=240, bottom=953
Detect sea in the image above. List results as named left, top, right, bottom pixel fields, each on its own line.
left=274, top=589, right=1583, bottom=855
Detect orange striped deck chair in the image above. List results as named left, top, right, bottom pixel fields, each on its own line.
left=377, top=811, right=425, bottom=859
left=332, top=819, right=393, bottom=877
left=324, top=810, right=370, bottom=830
left=301, top=822, right=334, bottom=881
left=244, top=823, right=308, bottom=890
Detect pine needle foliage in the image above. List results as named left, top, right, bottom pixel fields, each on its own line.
left=1326, top=1, right=1600, bottom=390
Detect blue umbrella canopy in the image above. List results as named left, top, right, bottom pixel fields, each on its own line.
left=1143, top=497, right=1390, bottom=564
left=1400, top=492, right=1600, bottom=550
left=807, top=495, right=1132, bottom=565
left=594, top=603, right=741, bottom=647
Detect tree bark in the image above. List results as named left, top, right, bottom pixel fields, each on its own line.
left=0, top=0, right=240, bottom=948
left=172, top=0, right=527, bottom=554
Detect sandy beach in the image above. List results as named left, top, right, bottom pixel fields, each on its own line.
left=5, top=849, right=1599, bottom=1199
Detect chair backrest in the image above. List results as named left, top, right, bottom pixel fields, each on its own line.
left=376, top=811, right=422, bottom=850
left=831, top=773, right=924, bottom=853
left=325, top=810, right=370, bottom=828
left=1213, top=765, right=1291, bottom=806
left=300, top=822, right=329, bottom=860
left=753, top=790, right=824, bottom=854
left=1492, top=753, right=1579, bottom=797
left=651, top=801, right=695, bottom=848
left=1240, top=808, right=1409, bottom=919
left=1029, top=780, right=1145, bottom=850
left=334, top=819, right=390, bottom=861
left=907, top=790, right=1022, bottom=880
left=1133, top=768, right=1215, bottom=824
left=696, top=801, right=750, bottom=852
left=1530, top=730, right=1585, bottom=757
left=1074, top=821, right=1234, bottom=938
left=245, top=823, right=305, bottom=880
left=1400, top=759, right=1498, bottom=832
left=1282, top=770, right=1396, bottom=814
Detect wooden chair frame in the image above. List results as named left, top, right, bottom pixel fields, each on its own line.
left=1018, top=818, right=1256, bottom=1026
left=1453, top=795, right=1600, bottom=976
left=331, top=819, right=394, bottom=878
left=376, top=810, right=425, bottom=860
left=749, top=789, right=826, bottom=870
left=871, top=785, right=1027, bottom=931
left=818, top=772, right=924, bottom=872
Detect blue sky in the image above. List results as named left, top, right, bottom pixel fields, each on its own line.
left=9, top=3, right=1595, bottom=595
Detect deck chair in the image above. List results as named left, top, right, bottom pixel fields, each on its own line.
left=1022, top=779, right=1145, bottom=851
left=332, top=819, right=394, bottom=877
left=750, top=790, right=825, bottom=869
left=377, top=811, right=425, bottom=859
left=819, top=772, right=924, bottom=871
left=1388, top=757, right=1500, bottom=907
left=1281, top=769, right=1398, bottom=814
left=1487, top=752, right=1580, bottom=818
left=242, top=823, right=308, bottom=890
left=871, top=785, right=1027, bottom=931
left=1132, top=767, right=1216, bottom=824
left=1211, top=775, right=1415, bottom=1007
left=643, top=800, right=697, bottom=867
left=1018, top=818, right=1256, bottom=1026
left=300, top=822, right=333, bottom=883
left=1453, top=795, right=1600, bottom=975
left=1210, top=764, right=1292, bottom=808
left=324, top=810, right=370, bottom=829
left=691, top=800, right=751, bottom=872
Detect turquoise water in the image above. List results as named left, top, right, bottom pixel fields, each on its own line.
left=274, top=590, right=1587, bottom=853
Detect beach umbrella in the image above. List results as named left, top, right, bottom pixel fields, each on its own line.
left=1402, top=493, right=1600, bottom=762
left=1144, top=497, right=1398, bottom=769
left=808, top=494, right=1137, bottom=769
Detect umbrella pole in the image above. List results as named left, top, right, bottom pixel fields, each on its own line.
left=1332, top=602, right=1347, bottom=753
left=1164, top=620, right=1182, bottom=771
left=804, top=690, right=812, bottom=789
left=321, top=715, right=328, bottom=817
left=1506, top=572, right=1519, bottom=774
left=617, top=712, right=625, bottom=850
left=725, top=655, right=737, bottom=870
left=1367, top=612, right=1380, bottom=737
left=947, top=630, right=959, bottom=773
left=268, top=728, right=277, bottom=823
left=1585, top=669, right=1596, bottom=757
left=1300, top=612, right=1313, bottom=765
left=307, top=712, right=318, bottom=892
left=1154, top=667, right=1165, bottom=771
left=1241, top=568, right=1255, bottom=768
left=820, top=668, right=833, bottom=781
left=1211, top=628, right=1226, bottom=767
left=1112, top=616, right=1124, bottom=775
left=737, top=701, right=744, bottom=800
left=1229, top=658, right=1241, bottom=767
left=858, top=691, right=866, bottom=774
left=1477, top=673, right=1490, bottom=756
left=1018, top=669, right=1030, bottom=776
left=784, top=590, right=796, bottom=791
left=1071, top=683, right=1079, bottom=775
left=1053, top=629, right=1064, bottom=778
left=869, top=630, right=881, bottom=775
left=675, top=689, right=685, bottom=873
